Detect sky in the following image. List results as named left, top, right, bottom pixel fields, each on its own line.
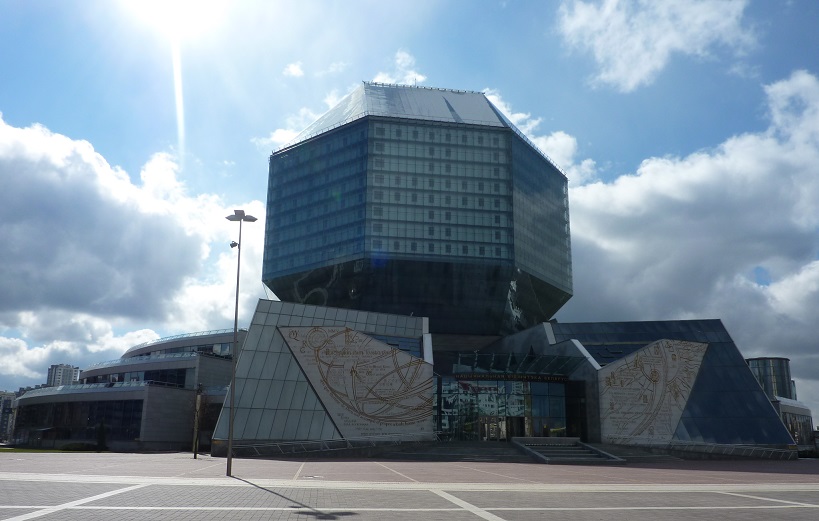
left=1, top=0, right=818, bottom=422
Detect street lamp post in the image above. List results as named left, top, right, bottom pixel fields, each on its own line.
left=225, top=209, right=256, bottom=477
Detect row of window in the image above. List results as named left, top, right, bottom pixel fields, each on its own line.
left=273, top=204, right=365, bottom=235
left=273, top=243, right=364, bottom=273
left=373, top=193, right=509, bottom=213
left=371, top=239, right=510, bottom=259
left=372, top=190, right=512, bottom=210
left=373, top=173, right=507, bottom=193
left=373, top=142, right=506, bottom=163
left=373, top=124, right=506, bottom=148
left=372, top=206, right=510, bottom=225
left=371, top=223, right=509, bottom=243
left=373, top=158, right=507, bottom=179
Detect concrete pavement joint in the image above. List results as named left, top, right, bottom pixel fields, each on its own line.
left=431, top=489, right=507, bottom=521
left=2, top=483, right=149, bottom=521
left=714, top=490, right=819, bottom=507
left=374, top=461, right=419, bottom=482
left=3, top=472, right=819, bottom=492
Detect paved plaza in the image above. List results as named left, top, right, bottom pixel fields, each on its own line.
left=1, top=450, right=818, bottom=520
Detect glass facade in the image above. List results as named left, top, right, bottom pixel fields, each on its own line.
left=436, top=378, right=567, bottom=440
left=264, top=120, right=369, bottom=280
left=553, top=320, right=796, bottom=446
left=14, top=400, right=143, bottom=443
left=84, top=367, right=191, bottom=388
left=212, top=300, right=430, bottom=447
left=747, top=357, right=795, bottom=400
left=551, top=319, right=735, bottom=366
left=264, top=84, right=572, bottom=335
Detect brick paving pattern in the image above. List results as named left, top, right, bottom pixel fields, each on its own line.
left=1, top=451, right=818, bottom=520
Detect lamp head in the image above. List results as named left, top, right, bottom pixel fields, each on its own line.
left=230, top=241, right=238, bottom=248
left=226, top=209, right=257, bottom=222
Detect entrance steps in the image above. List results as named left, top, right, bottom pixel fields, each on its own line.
left=513, top=437, right=625, bottom=465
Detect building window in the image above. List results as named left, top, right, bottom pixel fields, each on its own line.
left=462, top=197, right=468, bottom=206
left=462, top=181, right=467, bottom=190
left=462, top=245, right=468, bottom=254
left=445, top=211, right=451, bottom=220
left=445, top=228, right=451, bottom=237
left=495, top=247, right=501, bottom=256
left=395, top=128, right=402, bottom=137
left=461, top=135, right=467, bottom=144
left=411, top=193, right=418, bottom=203
left=445, top=133, right=451, bottom=142
left=445, top=164, right=451, bottom=173
left=375, top=174, right=384, bottom=184
left=445, top=244, right=452, bottom=253
left=373, top=223, right=383, bottom=233
left=374, top=191, right=383, bottom=201
left=445, top=148, right=451, bottom=158
left=477, top=136, right=483, bottom=145
left=374, top=206, right=383, bottom=217
left=373, top=239, right=382, bottom=249
left=428, top=243, right=434, bottom=252
left=376, top=127, right=385, bottom=136
left=478, top=198, right=484, bottom=207
left=492, top=136, right=499, bottom=146
left=412, top=130, right=419, bottom=139
left=374, top=158, right=384, bottom=169
left=493, top=167, right=499, bottom=177
left=445, top=195, right=451, bottom=204
left=375, top=142, right=384, bottom=152
left=479, top=246, right=485, bottom=255
left=428, top=210, right=434, bottom=219
left=494, top=230, right=500, bottom=240
left=428, top=178, right=434, bottom=187
left=411, top=242, right=417, bottom=252
left=493, top=151, right=499, bottom=161
left=394, top=241, right=400, bottom=250
left=494, top=199, right=500, bottom=208
left=478, top=182, right=484, bottom=192
left=412, top=177, right=418, bottom=187
left=494, top=215, right=500, bottom=224
left=493, top=183, right=499, bottom=193
left=428, top=132, right=434, bottom=140
left=394, top=192, right=401, bottom=201
left=428, top=163, right=434, bottom=172
left=428, top=194, right=434, bottom=203
left=428, top=226, right=434, bottom=236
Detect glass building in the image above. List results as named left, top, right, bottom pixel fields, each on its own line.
left=747, top=357, right=815, bottom=447
left=263, top=82, right=572, bottom=335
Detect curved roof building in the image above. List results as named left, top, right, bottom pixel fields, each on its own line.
left=13, top=329, right=244, bottom=451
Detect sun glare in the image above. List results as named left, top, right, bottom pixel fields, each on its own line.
left=123, top=0, right=227, bottom=43
left=122, top=0, right=227, bottom=176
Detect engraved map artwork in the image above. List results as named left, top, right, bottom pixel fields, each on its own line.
left=599, top=339, right=708, bottom=444
left=280, top=326, right=434, bottom=439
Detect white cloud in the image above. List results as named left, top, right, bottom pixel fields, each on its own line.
left=283, top=61, right=304, bottom=77
left=484, top=89, right=598, bottom=184
left=251, top=106, right=322, bottom=150
left=317, top=61, right=348, bottom=76
left=0, top=115, right=266, bottom=389
left=558, top=0, right=755, bottom=92
left=557, top=71, right=819, bottom=414
left=373, top=50, right=427, bottom=85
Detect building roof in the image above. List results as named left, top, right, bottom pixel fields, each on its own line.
left=287, top=82, right=518, bottom=148
left=550, top=319, right=735, bottom=367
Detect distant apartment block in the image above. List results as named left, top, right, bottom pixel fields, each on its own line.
left=46, top=364, right=80, bottom=387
